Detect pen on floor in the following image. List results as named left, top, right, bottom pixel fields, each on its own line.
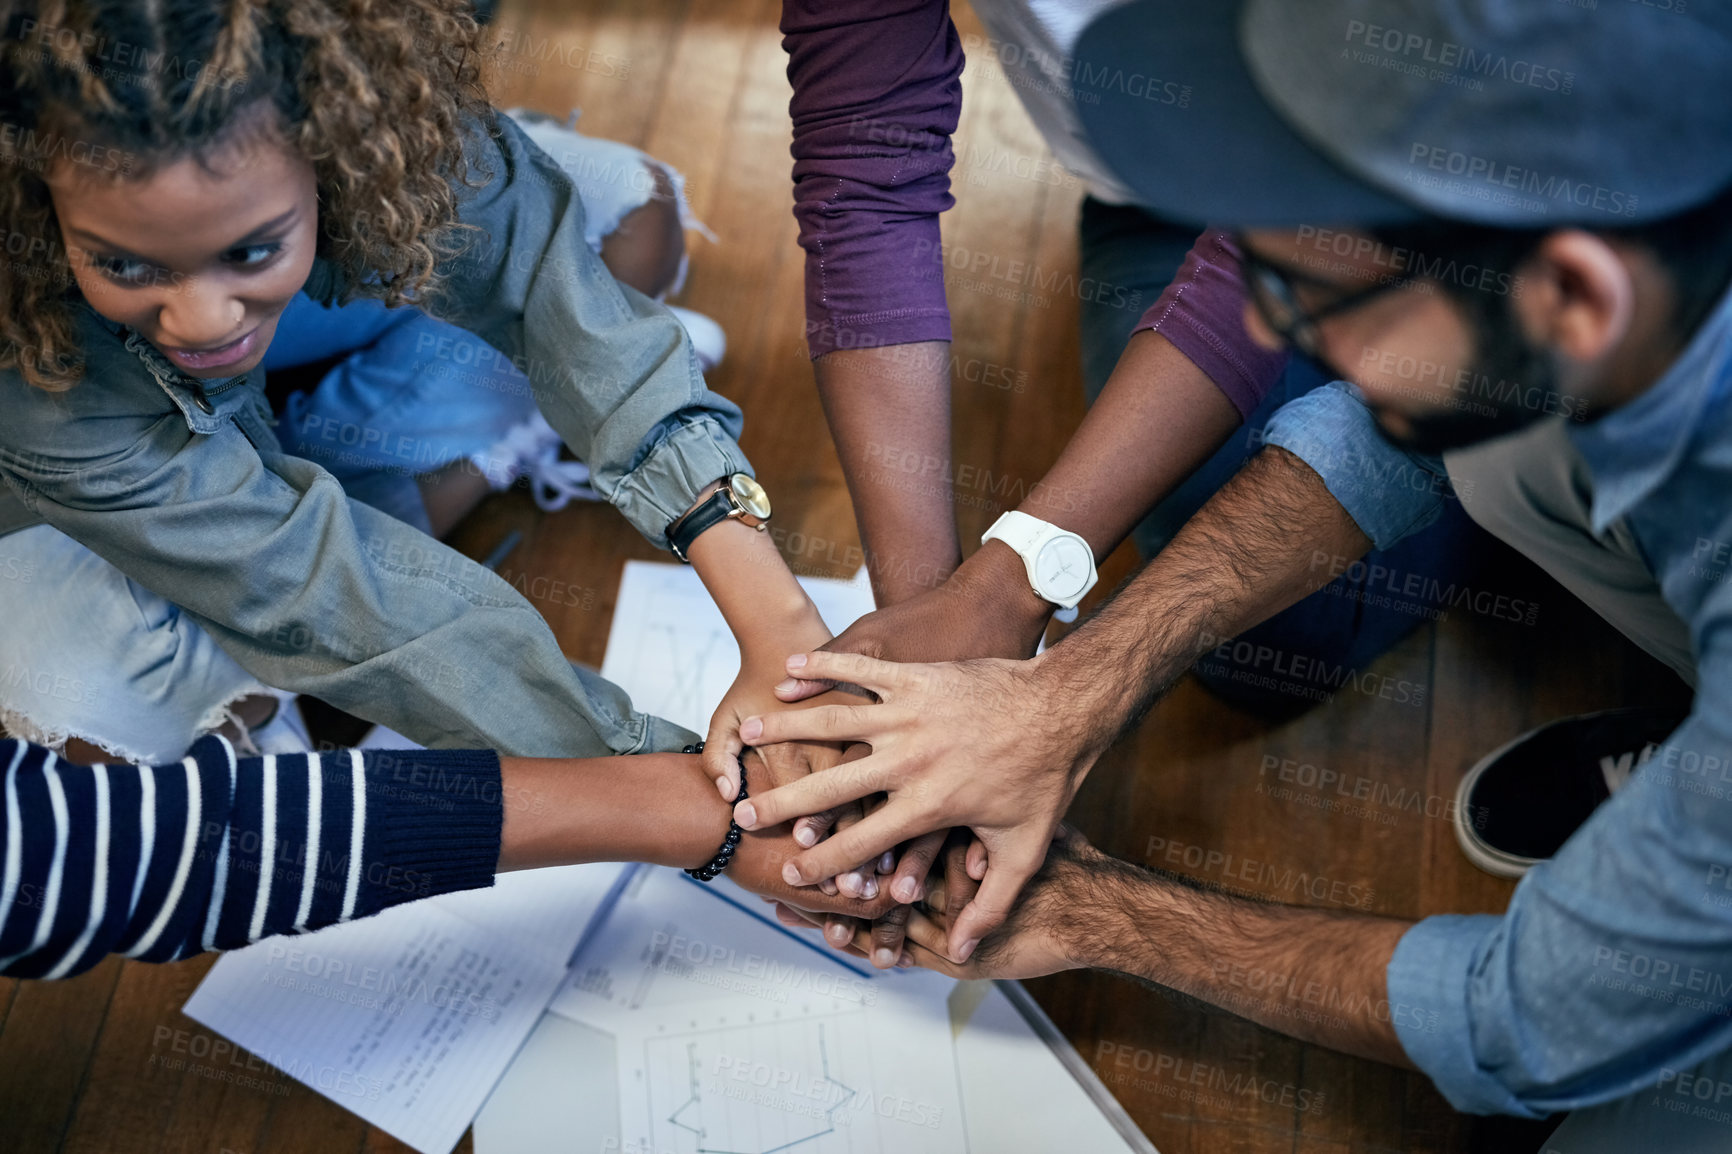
left=480, top=528, right=523, bottom=573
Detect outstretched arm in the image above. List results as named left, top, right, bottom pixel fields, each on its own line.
left=675, top=481, right=864, bottom=804
left=0, top=737, right=889, bottom=980
left=890, top=826, right=1414, bottom=1067
left=746, top=233, right=1290, bottom=961
left=733, top=445, right=1375, bottom=960
left=779, top=234, right=1287, bottom=697
left=783, top=0, right=966, bottom=606
left=814, top=344, right=961, bottom=604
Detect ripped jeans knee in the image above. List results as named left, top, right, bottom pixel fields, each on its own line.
left=0, top=525, right=273, bottom=764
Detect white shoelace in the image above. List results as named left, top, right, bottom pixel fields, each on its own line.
left=470, top=413, right=600, bottom=512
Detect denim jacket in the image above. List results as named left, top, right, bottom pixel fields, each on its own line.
left=0, top=111, right=742, bottom=757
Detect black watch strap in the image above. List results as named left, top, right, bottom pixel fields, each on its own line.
left=667, top=488, right=736, bottom=562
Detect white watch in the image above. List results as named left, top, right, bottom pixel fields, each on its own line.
left=981, top=511, right=1098, bottom=611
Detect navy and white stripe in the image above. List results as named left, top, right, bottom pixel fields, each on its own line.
left=0, top=736, right=502, bottom=979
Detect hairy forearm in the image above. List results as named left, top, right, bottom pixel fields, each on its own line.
left=814, top=344, right=961, bottom=604
left=1036, top=445, right=1374, bottom=745
left=497, top=753, right=727, bottom=872
left=1073, top=859, right=1414, bottom=1066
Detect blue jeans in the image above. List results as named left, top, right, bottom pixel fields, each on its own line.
left=264, top=109, right=695, bottom=534
left=264, top=296, right=541, bottom=534
left=1076, top=197, right=1489, bottom=714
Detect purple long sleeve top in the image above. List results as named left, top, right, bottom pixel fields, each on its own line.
left=1130, top=230, right=1291, bottom=420
left=782, top=2, right=1287, bottom=417
left=783, top=0, right=964, bottom=358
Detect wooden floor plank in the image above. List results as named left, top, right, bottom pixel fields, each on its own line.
left=483, top=0, right=689, bottom=147
left=637, top=0, right=771, bottom=231
left=11, top=1, right=1690, bottom=1151
left=251, top=1079, right=370, bottom=1154
left=944, top=4, right=1070, bottom=556
left=0, top=955, right=125, bottom=1151
left=61, top=957, right=215, bottom=1154
left=0, top=975, right=20, bottom=1035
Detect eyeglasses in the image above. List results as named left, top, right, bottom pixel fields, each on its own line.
left=1235, top=233, right=1415, bottom=365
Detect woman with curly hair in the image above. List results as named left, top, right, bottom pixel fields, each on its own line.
left=0, top=0, right=847, bottom=807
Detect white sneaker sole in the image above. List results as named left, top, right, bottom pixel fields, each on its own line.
left=1452, top=707, right=1661, bottom=880
left=1452, top=723, right=1552, bottom=880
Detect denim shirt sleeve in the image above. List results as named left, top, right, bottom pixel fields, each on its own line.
left=0, top=318, right=697, bottom=760
left=420, top=111, right=751, bottom=545
left=1260, top=381, right=1451, bottom=550
left=1388, top=660, right=1732, bottom=1116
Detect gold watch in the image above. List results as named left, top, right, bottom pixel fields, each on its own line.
left=666, top=473, right=772, bottom=562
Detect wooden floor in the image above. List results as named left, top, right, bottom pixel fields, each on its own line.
left=0, top=1, right=1695, bottom=1151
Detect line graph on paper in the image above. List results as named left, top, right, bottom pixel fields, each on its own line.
left=558, top=867, right=969, bottom=1154
left=599, top=567, right=742, bottom=734
left=598, top=562, right=878, bottom=735
left=637, top=1015, right=888, bottom=1154
left=637, top=621, right=735, bottom=734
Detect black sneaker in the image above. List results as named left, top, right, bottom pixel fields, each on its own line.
left=1454, top=707, right=1688, bottom=878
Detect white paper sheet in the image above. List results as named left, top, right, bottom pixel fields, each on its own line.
left=576, top=565, right=978, bottom=1152
left=471, top=559, right=1154, bottom=1154
left=552, top=868, right=879, bottom=1033
left=184, top=863, right=630, bottom=1154
left=600, top=562, right=875, bottom=733
left=179, top=563, right=874, bottom=1154
left=550, top=866, right=968, bottom=1154
left=479, top=978, right=1160, bottom=1154
left=481, top=942, right=1156, bottom=1150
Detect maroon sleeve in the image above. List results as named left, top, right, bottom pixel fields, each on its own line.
left=1132, top=230, right=1290, bottom=421
left=782, top=0, right=963, bottom=359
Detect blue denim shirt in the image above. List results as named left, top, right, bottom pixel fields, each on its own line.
left=1261, top=289, right=1732, bottom=1116
left=0, top=111, right=739, bottom=758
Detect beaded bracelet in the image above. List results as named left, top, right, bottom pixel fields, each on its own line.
left=683, top=742, right=747, bottom=882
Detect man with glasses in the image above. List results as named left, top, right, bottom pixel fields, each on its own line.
left=741, top=0, right=1732, bottom=1142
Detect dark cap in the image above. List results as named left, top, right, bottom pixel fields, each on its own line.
left=1074, top=0, right=1732, bottom=228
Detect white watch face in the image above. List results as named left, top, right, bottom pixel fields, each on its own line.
left=1034, top=536, right=1091, bottom=602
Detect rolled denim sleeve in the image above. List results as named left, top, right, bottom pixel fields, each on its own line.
left=423, top=111, right=751, bottom=545
left=1387, top=914, right=1518, bottom=1114
left=1260, top=381, right=1451, bottom=550
left=1387, top=683, right=1732, bottom=1117
left=0, top=373, right=693, bottom=758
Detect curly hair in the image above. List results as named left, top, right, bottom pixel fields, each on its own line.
left=0, top=0, right=498, bottom=391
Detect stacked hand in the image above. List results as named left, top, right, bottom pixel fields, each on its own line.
left=733, top=649, right=1103, bottom=963
left=705, top=650, right=853, bottom=802
left=727, top=801, right=900, bottom=919
left=701, top=606, right=878, bottom=903
left=767, top=824, right=1101, bottom=979
left=707, top=556, right=1099, bottom=966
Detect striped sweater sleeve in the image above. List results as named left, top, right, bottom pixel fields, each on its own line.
left=0, top=735, right=502, bottom=979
